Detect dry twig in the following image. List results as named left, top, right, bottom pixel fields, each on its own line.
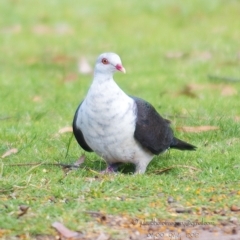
left=154, top=165, right=201, bottom=174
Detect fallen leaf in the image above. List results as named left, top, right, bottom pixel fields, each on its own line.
left=1, top=148, right=18, bottom=158
left=223, top=226, right=234, bottom=234
left=52, top=222, right=79, bottom=238
left=192, top=51, right=212, bottom=61
left=64, top=73, right=78, bottom=82
left=17, top=205, right=29, bottom=218
left=32, top=24, right=73, bottom=35
left=48, top=196, right=56, bottom=203
left=178, top=85, right=198, bottom=98
left=78, top=57, right=92, bottom=74
left=32, top=96, right=42, bottom=102
left=26, top=57, right=39, bottom=65
left=229, top=217, right=238, bottom=224
left=230, top=205, right=240, bottom=212
left=96, top=232, right=110, bottom=240
left=84, top=211, right=104, bottom=218
left=52, top=55, right=72, bottom=64
left=167, top=196, right=175, bottom=204
left=0, top=229, right=11, bottom=238
left=234, top=116, right=240, bottom=122
left=176, top=126, right=219, bottom=133
left=58, top=126, right=73, bottom=134
left=175, top=207, right=192, bottom=213
left=185, top=83, right=205, bottom=91
left=73, top=155, right=85, bottom=167
left=165, top=51, right=186, bottom=59
left=54, top=23, right=73, bottom=35
left=19, top=205, right=29, bottom=212
left=32, top=24, right=52, bottom=34
left=1, top=24, right=21, bottom=34
left=221, top=85, right=237, bottom=96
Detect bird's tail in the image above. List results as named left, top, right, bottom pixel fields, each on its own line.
left=170, top=137, right=196, bottom=151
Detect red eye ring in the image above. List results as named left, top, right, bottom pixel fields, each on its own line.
left=102, top=58, right=109, bottom=65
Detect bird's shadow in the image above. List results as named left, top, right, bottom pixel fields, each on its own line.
left=96, top=162, right=136, bottom=174
left=116, top=163, right=135, bottom=174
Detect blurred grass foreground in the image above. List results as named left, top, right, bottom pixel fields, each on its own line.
left=0, top=0, right=240, bottom=239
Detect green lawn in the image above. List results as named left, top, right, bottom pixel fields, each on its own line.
left=0, top=0, right=240, bottom=239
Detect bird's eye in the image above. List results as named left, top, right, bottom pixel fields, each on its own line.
left=101, top=58, right=109, bottom=65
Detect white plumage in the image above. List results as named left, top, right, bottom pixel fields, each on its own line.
left=73, top=52, right=196, bottom=174
left=74, top=53, right=153, bottom=173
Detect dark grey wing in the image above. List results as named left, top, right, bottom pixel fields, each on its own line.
left=72, top=102, right=93, bottom=152
left=131, top=96, right=174, bottom=155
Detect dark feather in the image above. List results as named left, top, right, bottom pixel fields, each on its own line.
left=132, top=96, right=196, bottom=154
left=132, top=97, right=173, bottom=154
left=72, top=102, right=93, bottom=152
left=170, top=137, right=196, bottom=151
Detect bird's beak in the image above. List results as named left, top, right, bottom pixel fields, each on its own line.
left=115, top=64, right=126, bottom=73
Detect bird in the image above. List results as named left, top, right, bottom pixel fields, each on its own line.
left=72, top=52, right=196, bottom=174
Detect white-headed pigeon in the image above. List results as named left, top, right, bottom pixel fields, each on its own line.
left=73, top=53, right=196, bottom=173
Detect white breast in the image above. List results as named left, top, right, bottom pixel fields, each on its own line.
left=77, top=78, right=153, bottom=172
left=76, top=79, right=150, bottom=165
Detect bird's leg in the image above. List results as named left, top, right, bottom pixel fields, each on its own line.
left=101, top=162, right=122, bottom=174
left=134, top=163, right=147, bottom=174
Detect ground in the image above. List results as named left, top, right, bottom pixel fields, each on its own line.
left=0, top=0, right=240, bottom=239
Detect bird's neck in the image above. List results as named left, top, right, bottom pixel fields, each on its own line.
left=93, top=71, right=113, bottom=84
left=88, top=73, right=127, bottom=101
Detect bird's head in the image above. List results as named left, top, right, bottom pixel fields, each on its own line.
left=94, top=52, right=126, bottom=76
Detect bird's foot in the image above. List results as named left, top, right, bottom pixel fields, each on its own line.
left=100, top=166, right=116, bottom=174
left=100, top=163, right=122, bottom=174
left=134, top=164, right=147, bottom=174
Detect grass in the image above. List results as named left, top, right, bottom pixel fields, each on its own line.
left=0, top=0, right=240, bottom=238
